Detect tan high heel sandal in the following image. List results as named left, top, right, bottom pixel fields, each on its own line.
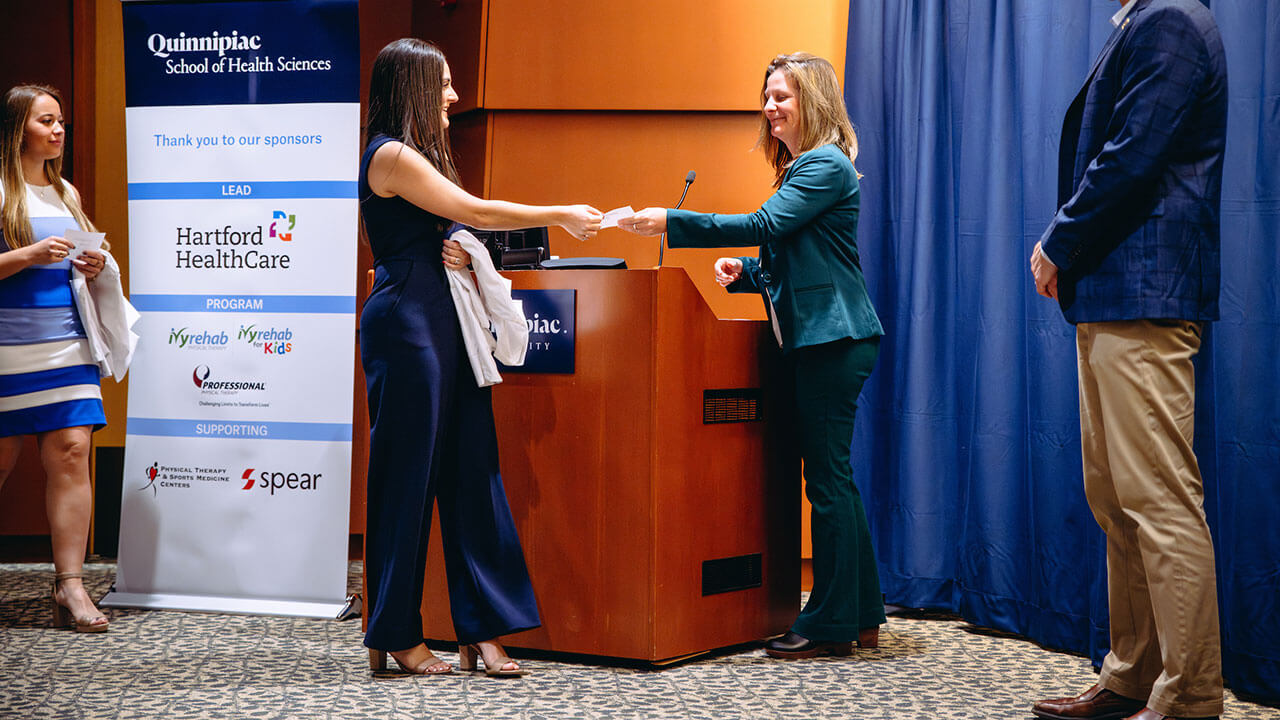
left=51, top=572, right=109, bottom=633
left=459, top=642, right=528, bottom=677
left=368, top=647, right=452, bottom=675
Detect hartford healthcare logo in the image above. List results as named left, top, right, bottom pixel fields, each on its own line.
left=269, top=210, right=295, bottom=242
left=240, top=467, right=323, bottom=496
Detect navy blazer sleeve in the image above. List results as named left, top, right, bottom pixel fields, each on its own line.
left=1040, top=7, right=1211, bottom=271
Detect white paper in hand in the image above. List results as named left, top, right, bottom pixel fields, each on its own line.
left=63, top=228, right=106, bottom=260
left=600, top=206, right=635, bottom=230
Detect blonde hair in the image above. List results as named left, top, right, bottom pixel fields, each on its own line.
left=758, top=53, right=861, bottom=188
left=1, top=85, right=99, bottom=249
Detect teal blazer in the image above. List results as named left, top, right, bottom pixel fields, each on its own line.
left=667, top=143, right=883, bottom=353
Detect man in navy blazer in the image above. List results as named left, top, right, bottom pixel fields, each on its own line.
left=1029, top=1, right=1228, bottom=720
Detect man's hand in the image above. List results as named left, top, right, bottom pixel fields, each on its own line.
left=1031, top=241, right=1059, bottom=300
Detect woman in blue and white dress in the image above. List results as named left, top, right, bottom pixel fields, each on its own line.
left=1, top=85, right=111, bottom=632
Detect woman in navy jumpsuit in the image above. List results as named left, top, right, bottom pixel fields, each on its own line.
left=359, top=39, right=601, bottom=676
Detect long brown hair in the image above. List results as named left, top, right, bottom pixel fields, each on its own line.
left=1, top=84, right=98, bottom=249
left=757, top=53, right=861, bottom=188
left=364, top=39, right=460, bottom=185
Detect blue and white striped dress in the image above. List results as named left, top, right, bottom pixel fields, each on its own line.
left=0, top=183, right=105, bottom=436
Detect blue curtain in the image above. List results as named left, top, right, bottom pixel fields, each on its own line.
left=844, top=0, right=1280, bottom=701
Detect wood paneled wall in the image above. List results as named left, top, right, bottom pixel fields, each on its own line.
left=3, top=0, right=846, bottom=559
left=410, top=0, right=848, bottom=558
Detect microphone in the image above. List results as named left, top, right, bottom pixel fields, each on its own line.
left=658, top=170, right=696, bottom=267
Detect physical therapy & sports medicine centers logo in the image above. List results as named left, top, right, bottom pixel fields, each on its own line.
left=138, top=460, right=232, bottom=495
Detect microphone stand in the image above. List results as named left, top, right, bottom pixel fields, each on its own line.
left=658, top=175, right=695, bottom=267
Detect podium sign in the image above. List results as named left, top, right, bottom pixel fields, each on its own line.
left=505, top=288, right=576, bottom=374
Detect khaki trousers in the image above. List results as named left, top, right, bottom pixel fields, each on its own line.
left=1077, top=320, right=1223, bottom=718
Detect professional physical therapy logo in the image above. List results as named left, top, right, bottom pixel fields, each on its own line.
left=139, top=460, right=232, bottom=495
left=238, top=324, right=294, bottom=356
left=173, top=212, right=299, bottom=270
left=145, top=30, right=334, bottom=75
left=168, top=326, right=229, bottom=350
left=191, top=365, right=267, bottom=392
left=240, top=467, right=322, bottom=496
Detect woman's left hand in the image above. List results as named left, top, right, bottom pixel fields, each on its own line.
left=622, top=207, right=667, bottom=236
left=442, top=238, right=471, bottom=270
left=72, top=250, right=106, bottom=281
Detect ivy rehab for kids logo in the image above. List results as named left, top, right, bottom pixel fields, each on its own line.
left=238, top=324, right=294, bottom=356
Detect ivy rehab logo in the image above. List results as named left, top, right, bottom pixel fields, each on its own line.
left=169, top=326, right=230, bottom=350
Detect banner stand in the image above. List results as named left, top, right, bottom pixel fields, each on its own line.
left=103, top=0, right=360, bottom=619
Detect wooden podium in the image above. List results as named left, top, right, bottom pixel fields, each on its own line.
left=415, top=267, right=799, bottom=662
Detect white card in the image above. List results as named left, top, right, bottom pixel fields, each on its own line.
left=63, top=228, right=106, bottom=260
left=600, top=206, right=635, bottom=230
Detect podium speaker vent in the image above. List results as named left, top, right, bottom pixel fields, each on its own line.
left=702, top=553, right=763, bottom=595
left=702, top=388, right=763, bottom=424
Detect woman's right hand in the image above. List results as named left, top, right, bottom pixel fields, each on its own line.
left=560, top=205, right=603, bottom=242
left=26, top=237, right=75, bottom=266
left=714, top=257, right=744, bottom=287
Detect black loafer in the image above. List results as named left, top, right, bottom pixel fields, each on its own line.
left=764, top=631, right=853, bottom=659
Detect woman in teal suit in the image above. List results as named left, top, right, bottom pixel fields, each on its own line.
left=624, top=52, right=885, bottom=658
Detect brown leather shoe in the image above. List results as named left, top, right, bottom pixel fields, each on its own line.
left=1032, top=684, right=1146, bottom=720
left=1124, top=709, right=1219, bottom=720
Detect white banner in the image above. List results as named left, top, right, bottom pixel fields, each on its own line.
left=104, top=0, right=360, bottom=618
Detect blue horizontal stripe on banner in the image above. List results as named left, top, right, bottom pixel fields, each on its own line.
left=127, top=417, right=351, bottom=442
left=128, top=181, right=357, bottom=200
left=130, top=295, right=354, bottom=314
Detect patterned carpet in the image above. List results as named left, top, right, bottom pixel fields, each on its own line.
left=1, top=562, right=1276, bottom=720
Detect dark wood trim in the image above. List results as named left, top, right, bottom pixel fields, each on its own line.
left=72, top=0, right=97, bottom=216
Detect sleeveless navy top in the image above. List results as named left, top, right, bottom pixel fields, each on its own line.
left=359, top=134, right=452, bottom=262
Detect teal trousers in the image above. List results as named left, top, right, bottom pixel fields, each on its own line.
left=789, top=336, right=885, bottom=641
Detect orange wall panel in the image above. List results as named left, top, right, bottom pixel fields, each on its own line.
left=481, top=110, right=771, bottom=320
left=93, top=0, right=129, bottom=448
left=411, top=0, right=488, bottom=115
left=482, top=0, right=849, bottom=110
